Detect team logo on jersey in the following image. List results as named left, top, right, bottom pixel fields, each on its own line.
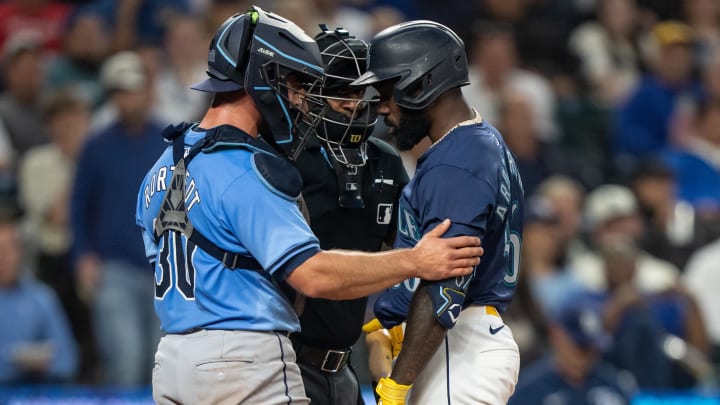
left=377, top=203, right=393, bottom=224
left=398, top=205, right=420, bottom=242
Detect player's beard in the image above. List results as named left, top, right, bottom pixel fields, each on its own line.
left=387, top=107, right=431, bottom=151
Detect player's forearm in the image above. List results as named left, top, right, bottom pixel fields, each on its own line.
left=390, top=286, right=446, bottom=385
left=367, top=330, right=394, bottom=381
left=289, top=249, right=417, bottom=299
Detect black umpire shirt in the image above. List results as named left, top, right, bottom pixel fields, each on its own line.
left=294, top=136, right=409, bottom=349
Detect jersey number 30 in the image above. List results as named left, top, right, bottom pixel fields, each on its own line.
left=155, top=231, right=196, bottom=300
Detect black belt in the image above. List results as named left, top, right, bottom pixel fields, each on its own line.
left=295, top=344, right=351, bottom=373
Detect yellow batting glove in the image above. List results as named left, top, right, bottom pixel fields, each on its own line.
left=376, top=377, right=411, bottom=405
left=387, top=324, right=404, bottom=358
left=362, top=318, right=384, bottom=334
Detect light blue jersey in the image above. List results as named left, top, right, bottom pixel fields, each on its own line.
left=136, top=126, right=320, bottom=334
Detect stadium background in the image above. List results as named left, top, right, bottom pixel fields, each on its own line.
left=0, top=0, right=719, bottom=403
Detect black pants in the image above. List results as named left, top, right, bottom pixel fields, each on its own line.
left=298, top=361, right=365, bottom=405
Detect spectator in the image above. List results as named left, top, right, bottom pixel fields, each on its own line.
left=152, top=14, right=210, bottom=125
left=508, top=295, right=636, bottom=405
left=0, top=207, right=78, bottom=384
left=45, top=6, right=111, bottom=109
left=570, top=184, right=680, bottom=293
left=630, top=159, right=720, bottom=269
left=598, top=237, right=711, bottom=388
left=662, top=97, right=720, bottom=214
left=614, top=21, right=702, bottom=171
left=0, top=31, right=49, bottom=166
left=535, top=175, right=589, bottom=266
left=93, top=0, right=191, bottom=52
left=0, top=0, right=72, bottom=55
left=521, top=196, right=585, bottom=316
left=684, top=0, right=720, bottom=67
left=497, top=90, right=567, bottom=196
left=464, top=22, right=558, bottom=141
left=568, top=0, right=642, bottom=106
left=684, top=239, right=720, bottom=370
left=71, top=51, right=165, bottom=386
left=18, top=86, right=95, bottom=382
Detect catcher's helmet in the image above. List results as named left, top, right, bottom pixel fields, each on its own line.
left=311, top=25, right=378, bottom=167
left=192, top=6, right=325, bottom=155
left=352, top=20, right=469, bottom=109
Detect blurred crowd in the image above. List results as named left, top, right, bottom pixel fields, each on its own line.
left=1, top=0, right=720, bottom=401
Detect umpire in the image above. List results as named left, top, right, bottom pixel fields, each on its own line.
left=293, top=26, right=409, bottom=405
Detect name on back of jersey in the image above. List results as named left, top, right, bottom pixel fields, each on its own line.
left=143, top=165, right=201, bottom=211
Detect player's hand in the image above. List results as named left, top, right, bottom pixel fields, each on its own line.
left=363, top=318, right=384, bottom=334
left=376, top=376, right=411, bottom=405
left=411, top=219, right=482, bottom=280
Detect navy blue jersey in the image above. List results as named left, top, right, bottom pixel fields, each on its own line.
left=375, top=119, right=524, bottom=328
left=508, top=357, right=635, bottom=405
left=136, top=127, right=320, bottom=334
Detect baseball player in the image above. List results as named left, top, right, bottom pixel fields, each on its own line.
left=353, top=20, right=525, bottom=404
left=135, top=7, right=483, bottom=405
left=292, top=25, right=409, bottom=405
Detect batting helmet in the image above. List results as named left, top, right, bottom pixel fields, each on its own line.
left=351, top=20, right=470, bottom=109
left=311, top=25, right=378, bottom=167
left=191, top=6, right=326, bottom=156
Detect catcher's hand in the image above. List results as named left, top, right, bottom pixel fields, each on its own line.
left=376, top=376, right=411, bottom=405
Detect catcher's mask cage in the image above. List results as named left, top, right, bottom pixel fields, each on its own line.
left=311, top=25, right=378, bottom=167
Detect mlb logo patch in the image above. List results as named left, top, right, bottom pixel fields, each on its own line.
left=377, top=203, right=393, bottom=224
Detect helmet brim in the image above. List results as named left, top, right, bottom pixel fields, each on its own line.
left=350, top=70, right=381, bottom=86
left=190, top=77, right=244, bottom=93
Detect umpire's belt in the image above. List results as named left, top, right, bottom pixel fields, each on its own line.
left=296, top=344, right=351, bottom=373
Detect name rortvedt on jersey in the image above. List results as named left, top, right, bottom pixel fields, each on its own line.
left=143, top=165, right=202, bottom=211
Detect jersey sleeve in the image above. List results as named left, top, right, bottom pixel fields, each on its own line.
left=373, top=278, right=417, bottom=328
left=414, top=164, right=496, bottom=238
left=222, top=171, right=320, bottom=280
left=417, top=165, right=499, bottom=328
left=135, top=175, right=159, bottom=264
